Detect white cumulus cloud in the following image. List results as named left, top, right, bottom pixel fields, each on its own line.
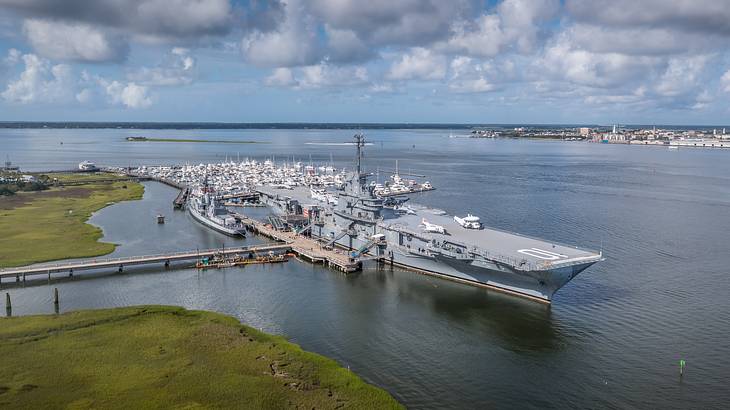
left=654, top=56, right=708, bottom=99
left=241, top=0, right=319, bottom=67
left=98, top=78, right=152, bottom=109
left=448, top=56, right=501, bottom=93
left=265, top=62, right=368, bottom=89
left=722, top=70, right=730, bottom=93
left=386, top=48, right=447, bottom=81
left=265, top=67, right=298, bottom=87
left=442, top=0, right=558, bottom=58
left=127, top=47, right=197, bottom=86
left=22, top=19, right=128, bottom=62
left=1, top=53, right=76, bottom=103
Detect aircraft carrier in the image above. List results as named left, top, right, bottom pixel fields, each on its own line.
left=257, top=134, right=604, bottom=303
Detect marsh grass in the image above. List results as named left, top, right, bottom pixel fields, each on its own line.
left=0, top=176, right=144, bottom=268
left=0, top=306, right=401, bottom=409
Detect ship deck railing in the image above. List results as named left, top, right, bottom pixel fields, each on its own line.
left=386, top=222, right=598, bottom=271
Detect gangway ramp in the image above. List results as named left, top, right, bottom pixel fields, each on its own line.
left=350, top=237, right=384, bottom=258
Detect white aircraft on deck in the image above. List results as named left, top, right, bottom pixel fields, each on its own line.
left=420, top=218, right=446, bottom=234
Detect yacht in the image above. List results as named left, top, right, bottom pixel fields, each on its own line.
left=454, top=214, right=482, bottom=229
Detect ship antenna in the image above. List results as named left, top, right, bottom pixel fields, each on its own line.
left=351, top=133, right=368, bottom=194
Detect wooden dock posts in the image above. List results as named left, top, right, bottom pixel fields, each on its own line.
left=2, top=289, right=62, bottom=317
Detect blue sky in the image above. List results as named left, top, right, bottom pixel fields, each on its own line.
left=0, top=0, right=729, bottom=124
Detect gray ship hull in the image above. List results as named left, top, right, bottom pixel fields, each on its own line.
left=313, top=224, right=595, bottom=302
left=255, top=134, right=602, bottom=304
left=188, top=200, right=245, bottom=237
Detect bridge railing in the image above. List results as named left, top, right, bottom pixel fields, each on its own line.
left=0, top=244, right=287, bottom=274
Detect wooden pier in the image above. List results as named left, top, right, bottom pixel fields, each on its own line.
left=173, top=187, right=190, bottom=209
left=233, top=213, right=362, bottom=273
left=220, top=192, right=259, bottom=201
left=0, top=243, right=291, bottom=285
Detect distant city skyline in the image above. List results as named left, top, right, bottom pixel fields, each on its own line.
left=1, top=0, right=729, bottom=124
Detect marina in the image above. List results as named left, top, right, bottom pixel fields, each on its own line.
left=2, top=0, right=728, bottom=405
left=125, top=134, right=602, bottom=303
left=1, top=127, right=727, bottom=409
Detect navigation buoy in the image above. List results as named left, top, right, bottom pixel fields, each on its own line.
left=679, top=359, right=686, bottom=376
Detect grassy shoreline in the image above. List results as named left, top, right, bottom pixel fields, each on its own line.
left=0, top=174, right=144, bottom=268
left=0, top=306, right=401, bottom=409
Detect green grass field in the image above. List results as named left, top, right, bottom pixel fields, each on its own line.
left=0, top=306, right=401, bottom=409
left=0, top=176, right=144, bottom=268
left=42, top=172, right=131, bottom=183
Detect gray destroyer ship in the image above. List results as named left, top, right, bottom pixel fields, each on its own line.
left=258, top=135, right=603, bottom=303
left=189, top=180, right=246, bottom=237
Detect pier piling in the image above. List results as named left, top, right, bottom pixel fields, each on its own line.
left=53, top=288, right=59, bottom=314
left=5, top=293, right=10, bottom=317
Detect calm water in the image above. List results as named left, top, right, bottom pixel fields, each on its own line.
left=2, top=128, right=730, bottom=409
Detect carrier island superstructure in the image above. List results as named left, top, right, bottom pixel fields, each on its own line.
left=257, top=134, right=603, bottom=303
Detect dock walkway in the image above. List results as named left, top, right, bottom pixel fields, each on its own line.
left=0, top=243, right=291, bottom=284
left=173, top=187, right=189, bottom=209
left=233, top=213, right=361, bottom=273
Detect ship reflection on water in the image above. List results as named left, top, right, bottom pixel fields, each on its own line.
left=366, top=266, right=564, bottom=352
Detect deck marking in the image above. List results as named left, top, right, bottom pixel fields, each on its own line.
left=517, top=248, right=568, bottom=260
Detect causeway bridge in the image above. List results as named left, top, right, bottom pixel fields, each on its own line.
left=0, top=243, right=291, bottom=285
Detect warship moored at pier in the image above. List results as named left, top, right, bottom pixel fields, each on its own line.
left=188, top=181, right=246, bottom=237
left=257, top=134, right=603, bottom=303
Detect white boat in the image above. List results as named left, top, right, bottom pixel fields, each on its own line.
left=78, top=161, right=98, bottom=171
left=454, top=214, right=482, bottom=229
